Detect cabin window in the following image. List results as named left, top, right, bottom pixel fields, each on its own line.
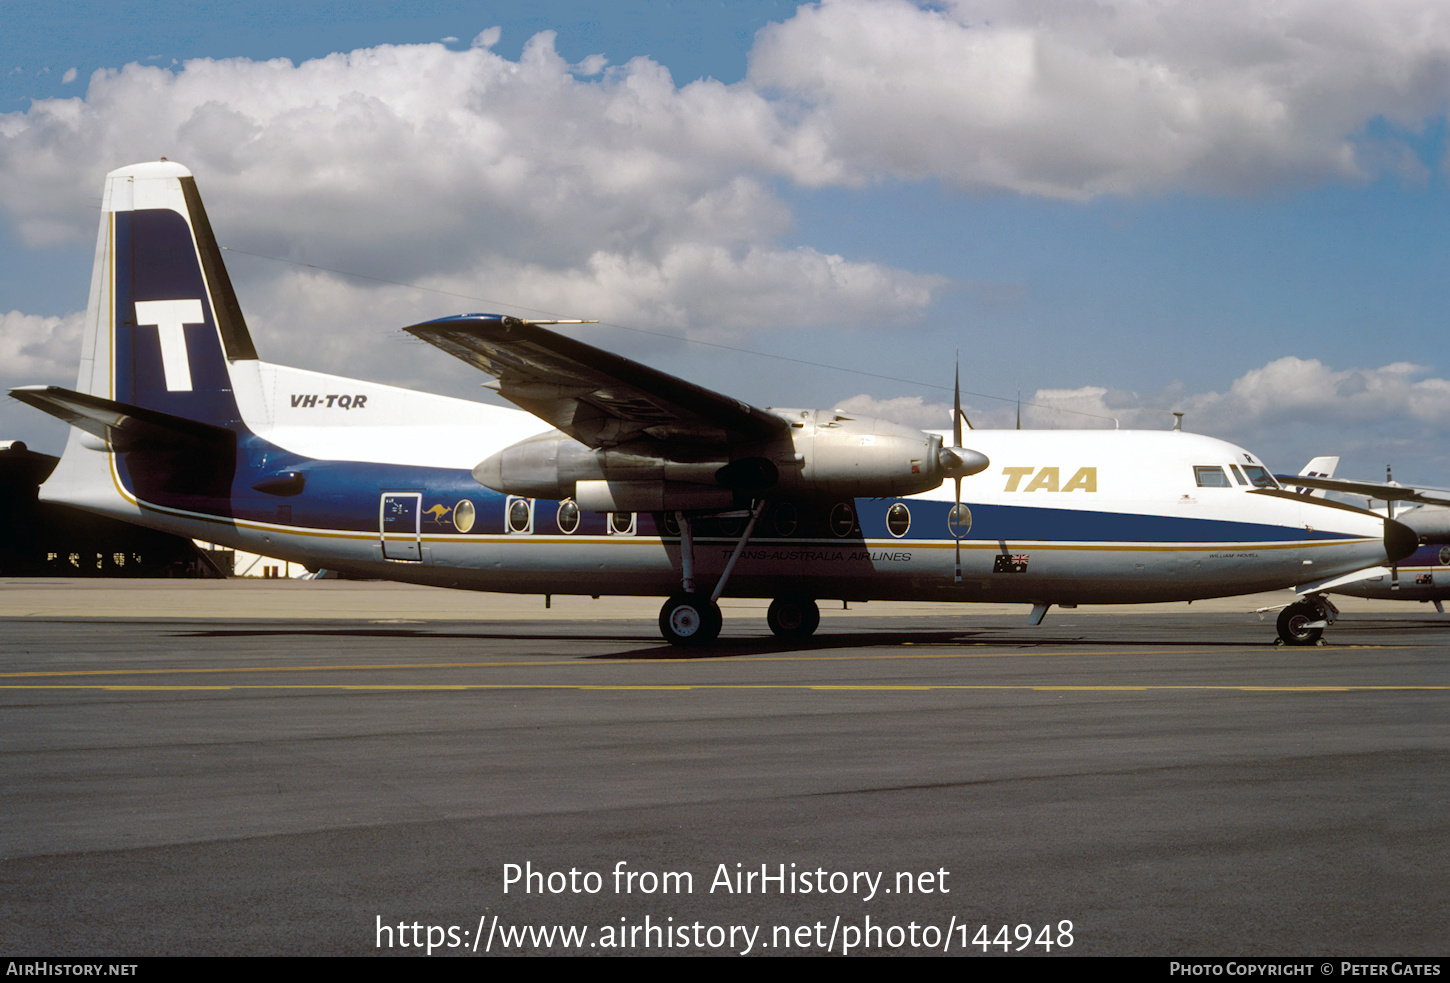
left=610, top=511, right=636, bottom=536
left=829, top=502, right=856, bottom=538
left=506, top=496, right=533, bottom=534
left=1242, top=466, right=1277, bottom=489
left=716, top=515, right=745, bottom=538
left=453, top=499, right=476, bottom=532
left=773, top=502, right=798, bottom=537
left=947, top=503, right=972, bottom=538
left=886, top=502, right=911, bottom=538
left=556, top=500, right=580, bottom=535
left=1194, top=466, right=1231, bottom=488
left=1228, top=465, right=1248, bottom=486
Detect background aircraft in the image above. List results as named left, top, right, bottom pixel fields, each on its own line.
left=11, top=162, right=1418, bottom=645
left=1280, top=468, right=1450, bottom=612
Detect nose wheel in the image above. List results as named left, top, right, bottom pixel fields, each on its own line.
left=1276, top=598, right=1332, bottom=646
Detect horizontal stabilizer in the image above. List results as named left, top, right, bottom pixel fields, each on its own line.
left=10, top=385, right=235, bottom=452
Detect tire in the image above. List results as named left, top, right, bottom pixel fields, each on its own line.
left=767, top=596, right=820, bottom=639
left=659, top=593, right=722, bottom=646
left=1276, top=601, right=1324, bottom=646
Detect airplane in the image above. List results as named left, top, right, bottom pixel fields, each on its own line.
left=9, top=161, right=1420, bottom=647
left=1277, top=467, right=1450, bottom=614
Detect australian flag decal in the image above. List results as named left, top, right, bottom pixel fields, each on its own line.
left=993, top=553, right=1029, bottom=573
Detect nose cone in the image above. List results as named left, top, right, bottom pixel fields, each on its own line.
left=939, top=446, right=990, bottom=478
left=1385, top=518, right=1418, bottom=563
left=472, top=453, right=505, bottom=492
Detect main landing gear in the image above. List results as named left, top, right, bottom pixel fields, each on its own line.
left=1275, top=594, right=1338, bottom=646
left=659, top=504, right=823, bottom=646
left=659, top=593, right=723, bottom=646
left=767, top=596, right=820, bottom=639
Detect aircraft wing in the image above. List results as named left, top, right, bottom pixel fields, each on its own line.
left=405, top=315, right=788, bottom=448
left=1276, top=474, right=1450, bottom=507
left=1296, top=566, right=1392, bottom=595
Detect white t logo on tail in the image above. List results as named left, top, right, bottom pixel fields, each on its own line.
left=134, top=299, right=204, bottom=392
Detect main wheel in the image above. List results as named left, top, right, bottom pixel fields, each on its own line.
left=659, top=593, right=722, bottom=646
left=767, top=596, right=820, bottom=639
left=1276, top=601, right=1324, bottom=646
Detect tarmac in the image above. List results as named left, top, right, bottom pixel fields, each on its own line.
left=0, top=576, right=1422, bottom=620
left=1, top=579, right=1446, bottom=956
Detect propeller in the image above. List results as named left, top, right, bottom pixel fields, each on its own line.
left=934, top=355, right=988, bottom=583
left=954, top=363, right=963, bottom=582
left=1388, top=464, right=1399, bottom=591
left=939, top=358, right=986, bottom=583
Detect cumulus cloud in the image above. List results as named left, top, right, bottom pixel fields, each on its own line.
left=0, top=30, right=938, bottom=375
left=0, top=310, right=84, bottom=383
left=1, top=2, right=1446, bottom=377
left=842, top=356, right=1450, bottom=481
left=0, top=310, right=85, bottom=448
left=750, top=0, right=1450, bottom=198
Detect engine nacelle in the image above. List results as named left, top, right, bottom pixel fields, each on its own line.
left=575, top=480, right=734, bottom=513
left=472, top=430, right=726, bottom=500
left=472, top=408, right=990, bottom=510
left=1398, top=504, right=1450, bottom=544
left=771, top=408, right=971, bottom=498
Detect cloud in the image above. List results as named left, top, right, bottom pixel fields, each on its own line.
left=840, top=355, right=1450, bottom=482
left=0, top=31, right=940, bottom=373
left=61, top=68, right=77, bottom=84
left=750, top=0, right=1450, bottom=198
left=0, top=309, right=84, bottom=382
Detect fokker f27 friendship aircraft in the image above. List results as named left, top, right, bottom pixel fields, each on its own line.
left=12, top=162, right=1418, bottom=645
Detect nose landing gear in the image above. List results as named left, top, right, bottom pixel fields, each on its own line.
left=1275, top=594, right=1337, bottom=646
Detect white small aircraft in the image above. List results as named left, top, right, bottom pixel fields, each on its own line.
left=1278, top=466, right=1450, bottom=618
left=11, top=162, right=1418, bottom=645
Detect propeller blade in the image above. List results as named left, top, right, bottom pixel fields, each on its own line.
left=954, top=474, right=962, bottom=584
left=953, top=357, right=962, bottom=449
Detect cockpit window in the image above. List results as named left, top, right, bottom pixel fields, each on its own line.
left=1228, top=464, right=1248, bottom=486
left=1242, top=466, right=1278, bottom=489
left=1194, top=466, right=1231, bottom=488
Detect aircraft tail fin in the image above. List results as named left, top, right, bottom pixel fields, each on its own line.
left=15, top=161, right=258, bottom=516
left=72, top=160, right=256, bottom=425
left=1295, top=456, right=1339, bottom=498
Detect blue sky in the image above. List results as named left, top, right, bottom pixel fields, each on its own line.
left=3, top=0, right=1449, bottom=486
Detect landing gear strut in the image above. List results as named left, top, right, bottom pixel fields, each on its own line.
left=1275, top=594, right=1337, bottom=646
left=659, top=501, right=767, bottom=647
